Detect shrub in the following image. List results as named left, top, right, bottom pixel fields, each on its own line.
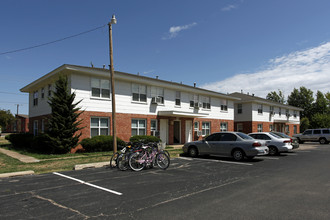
left=129, top=135, right=161, bottom=144
left=80, top=135, right=126, bottom=152
left=31, top=134, right=53, bottom=154
left=5, top=133, right=34, bottom=149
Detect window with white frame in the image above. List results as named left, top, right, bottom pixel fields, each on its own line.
left=41, top=88, right=45, bottom=99
left=48, top=84, right=52, bottom=97
left=151, top=86, right=164, bottom=104
left=33, top=120, right=38, bottom=136
left=294, top=125, right=297, bottom=134
left=202, top=122, right=210, bottom=136
left=175, top=91, right=181, bottom=106
left=91, top=117, right=109, bottom=137
left=279, top=107, right=282, bottom=116
left=220, top=122, right=228, bottom=132
left=237, top=104, right=242, bottom=114
left=91, top=78, right=110, bottom=99
left=220, top=99, right=228, bottom=111
left=270, top=106, right=274, bottom=115
left=293, top=110, right=297, bottom=118
left=201, top=96, right=211, bottom=109
left=285, top=125, right=289, bottom=134
left=257, top=124, right=263, bottom=132
left=237, top=123, right=243, bottom=132
left=257, top=104, right=263, bottom=114
left=194, top=121, right=199, bottom=131
left=132, top=84, right=147, bottom=102
left=269, top=124, right=273, bottom=132
left=33, top=91, right=38, bottom=106
left=151, top=119, right=157, bottom=136
left=131, top=119, right=146, bottom=136
left=286, top=109, right=290, bottom=117
left=190, top=94, right=199, bottom=108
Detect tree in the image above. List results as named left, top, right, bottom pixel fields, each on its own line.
left=0, top=109, right=15, bottom=131
left=311, top=113, right=330, bottom=129
left=287, top=87, right=314, bottom=119
left=300, top=117, right=310, bottom=132
left=45, top=75, right=83, bottom=153
left=313, top=91, right=328, bottom=114
left=266, top=90, right=285, bottom=104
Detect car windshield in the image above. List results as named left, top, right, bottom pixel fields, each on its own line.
left=269, top=132, right=282, bottom=138
left=237, top=132, right=254, bottom=140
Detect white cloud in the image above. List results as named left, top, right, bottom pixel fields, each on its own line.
left=221, top=4, right=237, bottom=11
left=201, top=42, right=330, bottom=98
left=162, top=22, right=197, bottom=40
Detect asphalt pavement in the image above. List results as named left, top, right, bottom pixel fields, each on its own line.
left=0, top=144, right=329, bottom=219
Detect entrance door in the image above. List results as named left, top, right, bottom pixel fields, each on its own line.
left=160, top=119, right=168, bottom=144
left=185, top=120, right=192, bottom=143
left=173, top=121, right=181, bottom=144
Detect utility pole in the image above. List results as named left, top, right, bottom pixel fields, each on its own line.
left=15, top=104, right=19, bottom=132
left=109, top=15, right=117, bottom=153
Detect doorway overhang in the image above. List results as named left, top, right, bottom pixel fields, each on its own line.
left=158, top=110, right=208, bottom=118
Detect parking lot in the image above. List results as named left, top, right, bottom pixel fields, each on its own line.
left=1, top=143, right=330, bottom=219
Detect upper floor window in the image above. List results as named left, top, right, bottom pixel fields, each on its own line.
left=293, top=110, right=297, bottom=118
left=132, top=83, right=147, bottom=102
left=48, top=84, right=52, bottom=97
left=175, top=91, right=181, bottom=106
left=270, top=106, right=274, bottom=115
left=41, top=88, right=45, bottom=99
left=201, top=96, right=211, bottom=109
left=257, top=104, right=263, bottom=114
left=190, top=94, right=199, bottom=108
left=286, top=109, right=290, bottom=117
left=220, top=99, right=228, bottom=112
left=279, top=107, right=282, bottom=116
left=151, top=86, right=164, bottom=104
left=91, top=78, right=110, bottom=99
left=33, top=91, right=38, bottom=106
left=237, top=104, right=242, bottom=114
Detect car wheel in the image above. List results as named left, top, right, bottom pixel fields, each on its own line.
left=319, top=138, right=329, bottom=144
left=188, top=146, right=198, bottom=157
left=297, top=138, right=304, bottom=144
left=268, top=146, right=278, bottom=156
left=232, top=149, right=244, bottom=161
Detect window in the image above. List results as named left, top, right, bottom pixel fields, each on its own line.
left=190, top=94, right=199, bottom=108
left=285, top=125, right=289, bottom=134
left=48, top=84, right=52, bottom=97
left=41, top=119, right=45, bottom=133
left=237, top=123, right=243, bottom=132
left=237, top=104, right=242, bottom=114
left=33, top=91, right=38, bottom=106
left=132, top=84, right=147, bottom=102
left=201, top=96, right=211, bottom=109
left=151, top=86, right=164, bottom=104
left=322, top=129, right=329, bottom=134
left=220, top=99, right=228, bottom=111
left=91, top=78, right=110, bottom=99
left=257, top=124, right=263, bottom=132
left=313, top=130, right=321, bottom=134
left=202, top=122, right=210, bottom=136
left=131, top=119, right=146, bottom=136
left=33, top=120, right=38, bottom=136
left=194, top=122, right=199, bottom=131
left=257, top=104, right=263, bottom=114
left=220, top=122, right=228, bottom=132
left=175, top=91, right=181, bottom=106
left=41, top=88, right=45, bottom=99
left=91, top=117, right=109, bottom=137
left=151, top=119, right=157, bottom=136
left=279, top=107, right=282, bottom=116
left=294, top=125, right=297, bottom=134
left=220, top=133, right=237, bottom=141
left=293, top=110, right=297, bottom=118
left=270, top=106, right=274, bottom=115
left=269, top=124, right=273, bottom=132
left=286, top=109, right=290, bottom=117
left=303, top=130, right=312, bottom=135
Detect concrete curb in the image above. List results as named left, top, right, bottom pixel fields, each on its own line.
left=0, top=170, right=35, bottom=178
left=74, top=161, right=109, bottom=170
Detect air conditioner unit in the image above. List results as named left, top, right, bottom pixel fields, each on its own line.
left=270, top=111, right=275, bottom=116
left=194, top=102, right=202, bottom=109
left=151, top=97, right=162, bottom=104
left=286, top=113, right=291, bottom=117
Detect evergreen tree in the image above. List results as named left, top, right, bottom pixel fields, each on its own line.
left=266, top=90, right=285, bottom=104
left=0, top=109, right=15, bottom=131
left=313, top=91, right=328, bottom=114
left=287, top=87, right=314, bottom=119
left=46, top=75, right=83, bottom=153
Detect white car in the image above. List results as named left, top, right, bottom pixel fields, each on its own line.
left=248, top=132, right=293, bottom=156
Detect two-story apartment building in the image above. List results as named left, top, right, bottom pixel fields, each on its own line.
left=20, top=64, right=239, bottom=145
left=229, top=92, right=303, bottom=136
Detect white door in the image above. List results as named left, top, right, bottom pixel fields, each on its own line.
left=160, top=119, right=168, bottom=144
left=185, top=120, right=192, bottom=143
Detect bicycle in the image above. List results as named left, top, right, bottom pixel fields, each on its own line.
left=117, top=142, right=143, bottom=171
left=128, top=144, right=170, bottom=171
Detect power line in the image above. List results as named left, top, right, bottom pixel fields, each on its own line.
left=0, top=24, right=107, bottom=55
left=0, top=91, right=26, bottom=96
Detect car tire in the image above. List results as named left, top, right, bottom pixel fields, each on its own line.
left=188, top=146, right=199, bottom=158
left=268, top=146, right=278, bottom=156
left=319, top=138, right=328, bottom=144
left=232, top=149, right=244, bottom=161
left=297, top=138, right=304, bottom=144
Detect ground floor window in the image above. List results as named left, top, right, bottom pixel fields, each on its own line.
left=237, top=123, right=243, bottom=132
left=220, top=122, right=228, bottom=132
left=33, top=120, right=38, bottom=136
left=257, top=124, right=263, bottom=132
left=294, top=125, right=297, bottom=134
left=151, top=119, right=157, bottom=136
left=285, top=125, right=289, bottom=134
left=202, top=122, right=210, bottom=136
left=132, top=119, right=146, bottom=136
left=91, top=117, right=109, bottom=137
left=269, top=124, right=273, bottom=132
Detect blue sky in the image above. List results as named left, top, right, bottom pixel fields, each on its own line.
left=1, top=0, right=330, bottom=115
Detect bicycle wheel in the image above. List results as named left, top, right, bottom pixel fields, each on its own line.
left=161, top=150, right=170, bottom=159
left=129, top=152, right=145, bottom=172
left=117, top=153, right=129, bottom=171
left=156, top=152, right=170, bottom=170
left=109, top=152, right=119, bottom=168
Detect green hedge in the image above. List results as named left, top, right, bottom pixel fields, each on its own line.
left=129, top=135, right=161, bottom=144
left=80, top=135, right=126, bottom=152
left=5, top=133, right=34, bottom=149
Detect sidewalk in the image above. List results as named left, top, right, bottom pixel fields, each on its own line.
left=0, top=148, right=40, bottom=163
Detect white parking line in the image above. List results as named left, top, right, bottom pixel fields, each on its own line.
left=297, top=150, right=311, bottom=153
left=53, top=172, right=122, bottom=196
left=177, top=157, right=253, bottom=166
left=257, top=156, right=279, bottom=160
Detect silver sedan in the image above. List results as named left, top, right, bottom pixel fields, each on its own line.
left=182, top=132, right=269, bottom=161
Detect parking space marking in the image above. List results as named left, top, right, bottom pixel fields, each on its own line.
left=297, top=150, right=311, bottom=153
left=53, top=172, right=122, bottom=196
left=177, top=157, right=253, bottom=166
left=257, top=156, right=279, bottom=160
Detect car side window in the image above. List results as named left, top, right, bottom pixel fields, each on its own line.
left=206, top=133, right=221, bottom=141
left=313, top=130, right=321, bottom=134
left=259, top=134, right=271, bottom=140
left=249, top=134, right=257, bottom=139
left=220, top=133, right=237, bottom=141
left=303, top=130, right=312, bottom=135
left=322, top=129, right=329, bottom=134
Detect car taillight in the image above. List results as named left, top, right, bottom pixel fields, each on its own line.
left=283, top=140, right=291, bottom=143
left=252, top=142, right=262, bottom=147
